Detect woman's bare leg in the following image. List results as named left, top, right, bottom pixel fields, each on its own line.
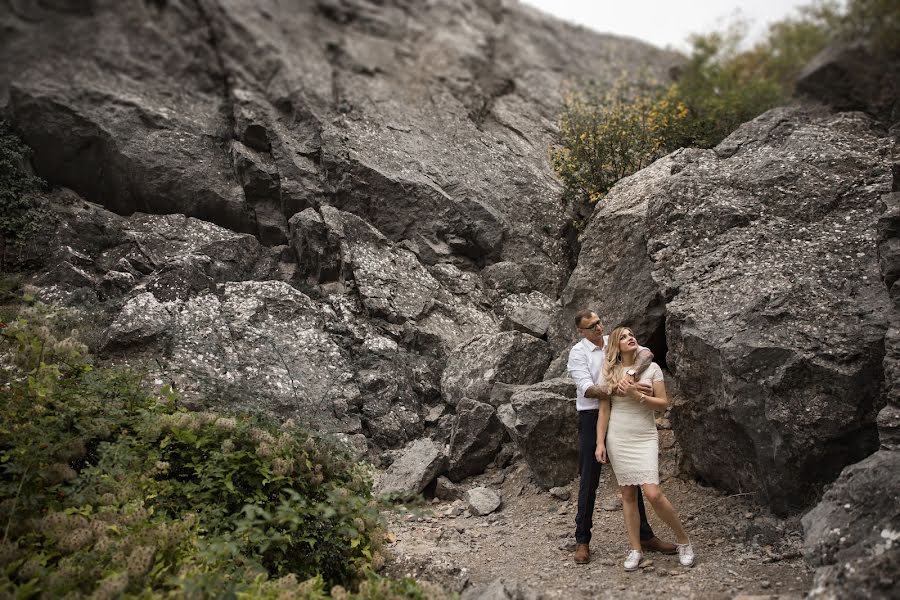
left=641, top=483, right=689, bottom=544
left=620, top=486, right=642, bottom=551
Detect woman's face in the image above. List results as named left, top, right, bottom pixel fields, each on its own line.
left=617, top=328, right=638, bottom=353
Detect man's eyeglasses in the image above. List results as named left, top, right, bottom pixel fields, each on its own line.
left=579, top=321, right=602, bottom=331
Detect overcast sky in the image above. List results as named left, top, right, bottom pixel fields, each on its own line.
left=519, top=0, right=828, bottom=51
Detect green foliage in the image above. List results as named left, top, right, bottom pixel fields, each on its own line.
left=551, top=0, right=899, bottom=213
left=836, top=0, right=900, bottom=58
left=550, top=80, right=690, bottom=204
left=672, top=25, right=787, bottom=148
left=0, top=120, right=49, bottom=270
left=0, top=301, right=437, bottom=599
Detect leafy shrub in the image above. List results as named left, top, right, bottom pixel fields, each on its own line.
left=836, top=0, right=900, bottom=58
left=550, top=79, right=689, bottom=206
left=0, top=120, right=50, bottom=270
left=0, top=301, right=436, bottom=599
left=551, top=0, right=899, bottom=213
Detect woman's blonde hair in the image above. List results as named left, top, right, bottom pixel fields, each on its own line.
left=602, top=326, right=635, bottom=390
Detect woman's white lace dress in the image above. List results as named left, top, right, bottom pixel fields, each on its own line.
left=606, top=362, right=663, bottom=486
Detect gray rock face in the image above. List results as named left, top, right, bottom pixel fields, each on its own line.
left=355, top=348, right=444, bottom=448
left=1, top=0, right=677, bottom=290
left=878, top=191, right=900, bottom=447
left=480, top=261, right=531, bottom=298
left=508, top=378, right=577, bottom=489
left=549, top=155, right=671, bottom=352
left=448, top=399, right=506, bottom=482
left=374, top=438, right=448, bottom=497
left=496, top=291, right=556, bottom=338
left=796, top=43, right=900, bottom=126
left=162, top=279, right=366, bottom=433
left=802, top=450, right=900, bottom=599
left=465, top=486, right=502, bottom=517
left=289, top=205, right=498, bottom=353
left=103, top=291, right=172, bottom=350
left=653, top=107, right=894, bottom=515
left=441, top=332, right=551, bottom=406
left=555, top=105, right=895, bottom=514
left=27, top=195, right=457, bottom=448
left=803, top=180, right=900, bottom=597
left=289, top=207, right=351, bottom=285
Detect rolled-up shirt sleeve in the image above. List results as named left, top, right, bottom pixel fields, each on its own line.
left=567, top=345, right=594, bottom=398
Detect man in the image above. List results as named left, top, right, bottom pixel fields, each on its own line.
left=567, top=309, right=677, bottom=564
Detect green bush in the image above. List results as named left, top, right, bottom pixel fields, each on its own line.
left=836, top=0, right=900, bottom=58
left=550, top=79, right=690, bottom=206
left=0, top=301, right=437, bottom=599
left=551, top=0, right=899, bottom=214
left=0, top=120, right=50, bottom=270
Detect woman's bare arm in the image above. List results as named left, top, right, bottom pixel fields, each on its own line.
left=636, top=379, right=668, bottom=412
left=595, top=398, right=611, bottom=463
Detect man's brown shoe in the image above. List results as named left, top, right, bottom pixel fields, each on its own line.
left=641, top=536, right=677, bottom=554
left=574, top=543, right=590, bottom=564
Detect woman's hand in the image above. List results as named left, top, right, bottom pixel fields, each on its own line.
left=595, top=443, right=607, bottom=464
left=618, top=378, right=642, bottom=400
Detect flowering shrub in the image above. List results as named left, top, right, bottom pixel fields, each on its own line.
left=0, top=301, right=436, bottom=599
left=551, top=0, right=899, bottom=216
left=550, top=79, right=690, bottom=207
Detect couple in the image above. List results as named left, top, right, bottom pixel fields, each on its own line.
left=567, top=309, right=694, bottom=571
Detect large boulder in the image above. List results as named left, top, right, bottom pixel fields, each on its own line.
left=374, top=438, right=448, bottom=497
left=803, top=183, right=900, bottom=597
left=796, top=43, right=900, bottom=126
left=556, top=104, right=895, bottom=514
left=802, top=450, right=900, bottom=599
left=441, top=332, right=552, bottom=406
left=447, top=399, right=506, bottom=482
left=651, top=106, right=894, bottom=515
left=508, top=378, right=577, bottom=489
left=4, top=2, right=254, bottom=236
left=162, top=280, right=366, bottom=433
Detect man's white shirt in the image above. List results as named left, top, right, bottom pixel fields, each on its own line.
left=567, top=336, right=649, bottom=411
left=567, top=336, right=609, bottom=411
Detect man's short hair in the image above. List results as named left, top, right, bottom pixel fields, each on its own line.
left=574, top=309, right=597, bottom=328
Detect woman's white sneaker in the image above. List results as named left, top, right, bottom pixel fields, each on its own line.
left=624, top=549, right=644, bottom=571
left=677, top=543, right=695, bottom=567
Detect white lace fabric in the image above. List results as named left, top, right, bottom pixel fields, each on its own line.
left=613, top=470, right=660, bottom=486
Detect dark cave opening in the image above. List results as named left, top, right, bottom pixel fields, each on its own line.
left=645, top=313, right=668, bottom=371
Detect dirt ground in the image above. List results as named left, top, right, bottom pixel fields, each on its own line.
left=382, top=463, right=814, bottom=599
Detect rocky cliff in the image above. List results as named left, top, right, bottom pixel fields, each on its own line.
left=2, top=0, right=678, bottom=292
left=0, top=0, right=676, bottom=455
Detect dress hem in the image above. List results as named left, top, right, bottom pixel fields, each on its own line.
left=613, top=471, right=660, bottom=486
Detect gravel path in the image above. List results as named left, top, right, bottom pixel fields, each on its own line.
left=383, top=463, right=813, bottom=599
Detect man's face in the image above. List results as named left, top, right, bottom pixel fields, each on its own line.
left=577, top=313, right=604, bottom=346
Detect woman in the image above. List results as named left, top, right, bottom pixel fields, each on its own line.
left=595, top=326, right=694, bottom=570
